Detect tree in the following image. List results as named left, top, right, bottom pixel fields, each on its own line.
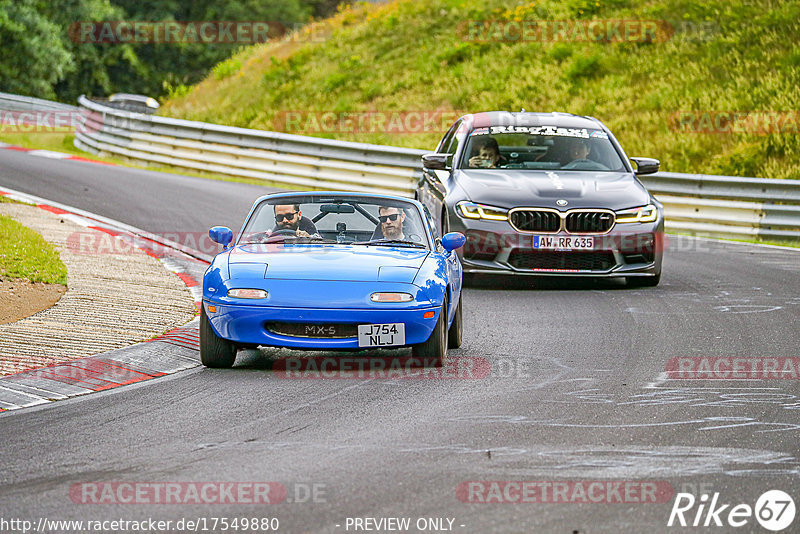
left=37, top=0, right=143, bottom=103
left=0, top=0, right=72, bottom=99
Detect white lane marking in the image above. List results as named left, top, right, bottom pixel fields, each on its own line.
left=713, top=305, right=783, bottom=313
left=28, top=149, right=71, bottom=159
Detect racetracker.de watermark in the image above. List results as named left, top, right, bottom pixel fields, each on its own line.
left=274, top=111, right=468, bottom=135
left=462, top=230, right=663, bottom=256
left=666, top=357, right=800, bottom=380
left=669, top=111, right=800, bottom=134
left=273, top=356, right=490, bottom=379
left=0, top=110, right=100, bottom=134
left=456, top=480, right=674, bottom=503
left=69, top=21, right=292, bottom=44
left=69, top=482, right=287, bottom=504
left=459, top=19, right=674, bottom=43
left=66, top=231, right=226, bottom=257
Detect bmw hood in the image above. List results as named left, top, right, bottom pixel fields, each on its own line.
left=455, top=169, right=652, bottom=210
left=227, top=244, right=429, bottom=283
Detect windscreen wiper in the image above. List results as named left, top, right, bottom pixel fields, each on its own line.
left=353, top=239, right=427, bottom=249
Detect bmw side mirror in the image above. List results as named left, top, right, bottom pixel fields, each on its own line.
left=441, top=232, right=466, bottom=252
left=630, top=157, right=660, bottom=176
left=422, top=153, right=452, bottom=170
left=209, top=226, right=233, bottom=248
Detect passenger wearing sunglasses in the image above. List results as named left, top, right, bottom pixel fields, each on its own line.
left=273, top=204, right=319, bottom=237
left=377, top=206, right=406, bottom=241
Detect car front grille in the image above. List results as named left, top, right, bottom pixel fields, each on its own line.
left=265, top=323, right=358, bottom=338
left=508, top=251, right=616, bottom=271
left=509, top=210, right=560, bottom=233
left=566, top=211, right=615, bottom=233
left=509, top=208, right=615, bottom=234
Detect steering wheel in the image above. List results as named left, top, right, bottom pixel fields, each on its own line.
left=271, top=228, right=298, bottom=237
left=562, top=159, right=609, bottom=171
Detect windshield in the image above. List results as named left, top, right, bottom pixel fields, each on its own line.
left=459, top=125, right=627, bottom=172
left=238, top=195, right=430, bottom=249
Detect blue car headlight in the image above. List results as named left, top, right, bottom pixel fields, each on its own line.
left=227, top=288, right=269, bottom=299
left=371, top=292, right=413, bottom=302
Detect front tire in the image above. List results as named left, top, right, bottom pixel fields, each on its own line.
left=200, top=306, right=237, bottom=368
left=412, top=298, right=448, bottom=366
left=447, top=297, right=462, bottom=349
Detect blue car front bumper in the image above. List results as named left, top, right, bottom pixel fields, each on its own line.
left=204, top=302, right=441, bottom=349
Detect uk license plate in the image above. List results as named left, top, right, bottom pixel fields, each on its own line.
left=533, top=235, right=594, bottom=250
left=357, top=323, right=405, bottom=347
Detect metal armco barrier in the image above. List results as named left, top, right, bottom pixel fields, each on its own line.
left=74, top=96, right=425, bottom=196
left=0, top=92, right=77, bottom=112
left=640, top=173, right=800, bottom=241
left=0, top=93, right=784, bottom=243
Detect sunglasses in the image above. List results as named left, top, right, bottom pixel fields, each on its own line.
left=379, top=214, right=400, bottom=223
left=275, top=212, right=298, bottom=222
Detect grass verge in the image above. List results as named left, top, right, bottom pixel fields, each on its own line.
left=0, top=214, right=68, bottom=285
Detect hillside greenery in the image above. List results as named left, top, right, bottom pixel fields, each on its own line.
left=161, top=0, right=800, bottom=179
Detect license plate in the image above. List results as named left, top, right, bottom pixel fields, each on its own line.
left=358, top=323, right=405, bottom=347
left=533, top=235, right=594, bottom=250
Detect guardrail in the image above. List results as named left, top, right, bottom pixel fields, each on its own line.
left=9, top=94, right=785, bottom=243
left=640, top=173, right=800, bottom=241
left=74, top=95, right=425, bottom=197
left=0, top=92, right=77, bottom=112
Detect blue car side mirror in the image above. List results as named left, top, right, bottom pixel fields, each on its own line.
left=441, top=232, right=466, bottom=252
left=209, top=226, right=233, bottom=247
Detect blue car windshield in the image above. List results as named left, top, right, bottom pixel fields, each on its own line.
left=460, top=126, right=627, bottom=172
left=239, top=195, right=430, bottom=249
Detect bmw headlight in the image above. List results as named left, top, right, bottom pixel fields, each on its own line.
left=615, top=204, right=658, bottom=224
left=456, top=201, right=509, bottom=221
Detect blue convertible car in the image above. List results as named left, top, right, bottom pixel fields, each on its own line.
left=201, top=192, right=466, bottom=368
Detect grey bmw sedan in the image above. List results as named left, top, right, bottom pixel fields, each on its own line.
left=417, top=111, right=664, bottom=287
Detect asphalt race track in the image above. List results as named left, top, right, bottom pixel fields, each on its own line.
left=1, top=150, right=799, bottom=533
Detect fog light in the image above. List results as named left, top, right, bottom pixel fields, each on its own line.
left=227, top=288, right=268, bottom=299
left=371, top=292, right=413, bottom=302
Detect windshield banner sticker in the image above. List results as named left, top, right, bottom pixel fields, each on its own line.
left=469, top=125, right=604, bottom=138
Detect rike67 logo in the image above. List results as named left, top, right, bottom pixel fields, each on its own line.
left=668, top=490, right=795, bottom=531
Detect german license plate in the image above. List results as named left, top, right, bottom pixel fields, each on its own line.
left=358, top=323, right=405, bottom=347
left=533, top=236, right=594, bottom=250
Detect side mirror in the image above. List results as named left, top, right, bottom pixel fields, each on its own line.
left=209, top=226, right=233, bottom=247
left=422, top=153, right=452, bottom=170
left=441, top=232, right=466, bottom=252
left=630, top=157, right=660, bottom=176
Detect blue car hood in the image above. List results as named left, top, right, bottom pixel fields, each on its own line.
left=227, top=244, right=429, bottom=282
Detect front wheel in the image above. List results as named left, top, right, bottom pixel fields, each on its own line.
left=412, top=299, right=448, bottom=366
left=447, top=297, right=462, bottom=349
left=200, top=306, right=237, bottom=368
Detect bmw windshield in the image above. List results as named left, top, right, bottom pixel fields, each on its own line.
left=460, top=125, right=627, bottom=172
